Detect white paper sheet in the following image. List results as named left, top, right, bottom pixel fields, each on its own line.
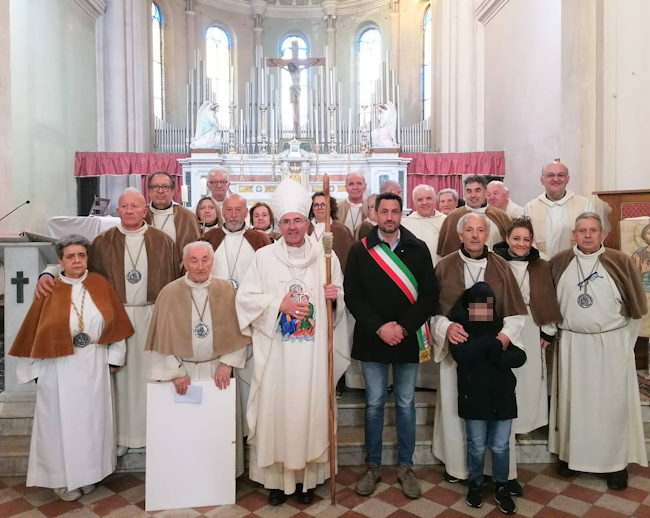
left=145, top=379, right=236, bottom=511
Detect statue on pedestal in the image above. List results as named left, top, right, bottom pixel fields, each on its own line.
left=191, top=101, right=222, bottom=150
left=371, top=101, right=398, bottom=149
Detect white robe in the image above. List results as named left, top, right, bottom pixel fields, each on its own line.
left=149, top=203, right=177, bottom=243
left=548, top=246, right=648, bottom=472
left=19, top=271, right=126, bottom=490
left=505, top=200, right=524, bottom=219
left=431, top=251, right=525, bottom=480
left=114, top=223, right=153, bottom=448
left=343, top=201, right=364, bottom=239
left=235, top=236, right=350, bottom=493
left=149, top=275, right=248, bottom=475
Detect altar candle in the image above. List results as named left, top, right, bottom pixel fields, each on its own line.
left=181, top=184, right=188, bottom=204
left=348, top=107, right=352, bottom=145
left=315, top=106, right=319, bottom=144
left=200, top=178, right=207, bottom=195
left=240, top=109, right=244, bottom=144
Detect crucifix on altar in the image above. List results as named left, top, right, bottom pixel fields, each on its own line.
left=266, top=41, right=325, bottom=140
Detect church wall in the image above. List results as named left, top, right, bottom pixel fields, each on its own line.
left=8, top=0, right=98, bottom=234
left=482, top=0, right=562, bottom=205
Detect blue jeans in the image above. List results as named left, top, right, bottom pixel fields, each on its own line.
left=361, top=361, right=419, bottom=466
left=465, top=419, right=512, bottom=488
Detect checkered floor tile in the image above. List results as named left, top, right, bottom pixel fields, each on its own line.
left=1, top=464, right=649, bottom=517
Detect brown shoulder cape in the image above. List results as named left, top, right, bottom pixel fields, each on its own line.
left=550, top=247, right=648, bottom=319
left=436, top=206, right=511, bottom=257
left=88, top=226, right=181, bottom=303
left=203, top=227, right=271, bottom=251
left=307, top=220, right=354, bottom=271
left=145, top=276, right=250, bottom=358
left=435, top=251, right=527, bottom=318
left=144, top=204, right=201, bottom=256
left=527, top=258, right=563, bottom=326
left=9, top=272, right=134, bottom=359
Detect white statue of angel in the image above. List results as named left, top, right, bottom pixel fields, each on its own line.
left=190, top=101, right=222, bottom=149
left=371, top=101, right=398, bottom=148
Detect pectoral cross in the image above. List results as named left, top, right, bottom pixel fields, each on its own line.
left=11, top=271, right=29, bottom=303
left=266, top=41, right=325, bottom=139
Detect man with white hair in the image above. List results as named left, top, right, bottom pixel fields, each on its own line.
left=401, top=184, right=446, bottom=266
left=338, top=172, right=368, bottom=239
left=146, top=241, right=250, bottom=476
left=548, top=213, right=647, bottom=489
left=524, top=160, right=594, bottom=258
left=432, top=212, right=526, bottom=500
left=486, top=181, right=524, bottom=219
left=236, top=179, right=350, bottom=506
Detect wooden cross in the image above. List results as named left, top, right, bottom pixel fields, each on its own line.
left=11, top=271, right=30, bottom=303
left=266, top=40, right=325, bottom=139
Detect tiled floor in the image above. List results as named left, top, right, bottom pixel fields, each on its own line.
left=1, top=463, right=649, bottom=517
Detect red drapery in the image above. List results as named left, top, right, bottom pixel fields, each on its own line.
left=400, top=151, right=505, bottom=199
left=74, top=151, right=189, bottom=204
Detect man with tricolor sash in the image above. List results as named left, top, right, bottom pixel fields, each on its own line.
left=344, top=192, right=437, bottom=500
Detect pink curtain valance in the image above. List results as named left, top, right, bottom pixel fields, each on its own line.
left=74, top=152, right=189, bottom=177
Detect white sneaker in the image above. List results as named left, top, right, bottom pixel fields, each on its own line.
left=116, top=445, right=129, bottom=457
left=53, top=487, right=82, bottom=501
left=80, top=484, right=96, bottom=495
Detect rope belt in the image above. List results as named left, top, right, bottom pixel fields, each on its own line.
left=123, top=302, right=154, bottom=307
left=558, top=323, right=628, bottom=335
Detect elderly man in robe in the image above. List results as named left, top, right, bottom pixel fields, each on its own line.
left=437, top=188, right=459, bottom=215
left=236, top=178, right=349, bottom=506
left=524, top=160, right=594, bottom=258
left=144, top=171, right=200, bottom=254
left=146, top=241, right=251, bottom=476
left=431, top=213, right=526, bottom=494
left=11, top=235, right=133, bottom=501
left=401, top=184, right=446, bottom=267
left=207, top=167, right=231, bottom=205
left=36, top=188, right=181, bottom=456
left=548, top=212, right=648, bottom=489
left=486, top=180, right=524, bottom=219
left=437, top=175, right=511, bottom=256
left=338, top=172, right=368, bottom=240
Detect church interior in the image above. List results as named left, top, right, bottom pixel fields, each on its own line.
left=1, top=0, right=650, bottom=516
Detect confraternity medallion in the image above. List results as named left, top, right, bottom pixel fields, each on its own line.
left=73, top=332, right=91, bottom=347
left=126, top=269, right=142, bottom=284
left=228, top=278, right=239, bottom=291
left=193, top=322, right=210, bottom=338
left=577, top=293, right=593, bottom=308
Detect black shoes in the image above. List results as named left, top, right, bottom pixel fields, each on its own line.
left=296, top=488, right=315, bottom=504
left=268, top=489, right=286, bottom=506
left=505, top=478, right=523, bottom=496
left=495, top=485, right=517, bottom=514
left=607, top=469, right=628, bottom=490
left=557, top=460, right=579, bottom=477
left=466, top=486, right=483, bottom=508
left=443, top=471, right=465, bottom=484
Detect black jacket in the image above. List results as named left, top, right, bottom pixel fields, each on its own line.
left=344, top=225, right=437, bottom=363
left=449, top=282, right=527, bottom=420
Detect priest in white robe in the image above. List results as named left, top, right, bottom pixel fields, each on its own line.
left=523, top=160, right=594, bottom=258
left=146, top=241, right=251, bottom=476
left=548, top=212, right=648, bottom=490
left=486, top=180, right=524, bottom=219
left=10, top=235, right=133, bottom=501
left=236, top=178, right=350, bottom=506
left=431, top=213, right=526, bottom=493
left=337, top=172, right=368, bottom=240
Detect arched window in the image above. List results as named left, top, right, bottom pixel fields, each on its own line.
left=205, top=26, right=232, bottom=127
left=422, top=7, right=432, bottom=120
left=358, top=27, right=382, bottom=113
left=280, top=35, right=309, bottom=132
left=151, top=2, right=164, bottom=119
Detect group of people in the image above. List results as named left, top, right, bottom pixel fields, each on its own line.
left=9, top=161, right=647, bottom=515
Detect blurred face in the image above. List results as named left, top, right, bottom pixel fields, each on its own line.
left=469, top=298, right=494, bottom=322
left=376, top=199, right=402, bottom=235
left=183, top=245, right=213, bottom=283
left=117, top=191, right=148, bottom=230
left=382, top=181, right=402, bottom=198
left=312, top=195, right=327, bottom=223
left=345, top=173, right=366, bottom=203
left=252, top=205, right=271, bottom=231
left=486, top=184, right=509, bottom=210
left=197, top=199, right=218, bottom=224
left=458, top=214, right=488, bottom=257
left=438, top=193, right=457, bottom=214
left=506, top=226, right=533, bottom=257
left=573, top=217, right=603, bottom=255
left=464, top=182, right=486, bottom=209
left=413, top=187, right=436, bottom=217
left=208, top=170, right=230, bottom=201
left=278, top=211, right=309, bottom=247
left=148, top=173, right=174, bottom=209
left=58, top=244, right=88, bottom=279
left=541, top=163, right=569, bottom=201
left=222, top=195, right=247, bottom=232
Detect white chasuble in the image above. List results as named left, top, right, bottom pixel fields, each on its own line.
left=149, top=203, right=177, bottom=243
left=235, top=236, right=350, bottom=493
left=115, top=223, right=152, bottom=448
left=548, top=246, right=648, bottom=472
left=24, top=272, right=126, bottom=490
left=431, top=251, right=523, bottom=480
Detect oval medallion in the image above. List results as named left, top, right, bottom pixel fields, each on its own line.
left=73, top=332, right=91, bottom=347
left=577, top=293, right=593, bottom=308
left=126, top=269, right=142, bottom=284
left=193, top=322, right=210, bottom=338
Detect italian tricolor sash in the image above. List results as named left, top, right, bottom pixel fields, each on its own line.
left=362, top=238, right=431, bottom=362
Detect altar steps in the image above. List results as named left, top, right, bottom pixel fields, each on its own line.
left=2, top=384, right=650, bottom=476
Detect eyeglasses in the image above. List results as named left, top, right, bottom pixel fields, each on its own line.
left=149, top=185, right=172, bottom=192
left=279, top=217, right=307, bottom=226
left=312, top=203, right=326, bottom=209
left=208, top=180, right=229, bottom=185
left=543, top=173, right=568, bottom=180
